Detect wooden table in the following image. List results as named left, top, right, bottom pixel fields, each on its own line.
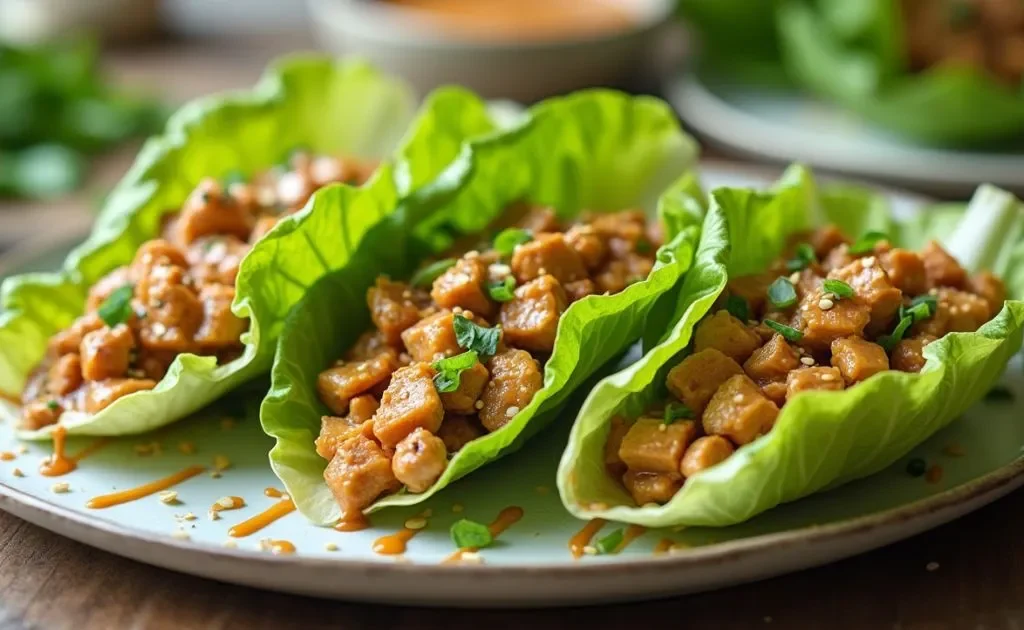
left=1, top=32, right=1022, bottom=630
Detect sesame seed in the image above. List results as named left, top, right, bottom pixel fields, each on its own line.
left=789, top=272, right=801, bottom=284
left=216, top=496, right=237, bottom=509
left=862, top=256, right=876, bottom=268
left=12, top=468, right=24, bottom=477
left=159, top=491, right=179, bottom=505
left=474, top=400, right=484, bottom=410
left=733, top=394, right=745, bottom=403
left=50, top=482, right=70, bottom=494
left=818, top=298, right=835, bottom=310
left=209, top=511, right=221, bottom=521
left=658, top=423, right=667, bottom=432
left=465, top=250, right=480, bottom=259
left=404, top=517, right=428, bottom=530
left=460, top=551, right=483, bottom=564
left=452, top=307, right=463, bottom=314
left=926, top=561, right=940, bottom=572
left=223, top=539, right=238, bottom=549
left=949, top=306, right=960, bottom=315
left=537, top=267, right=548, bottom=276
left=505, top=406, right=520, bottom=418
left=800, top=357, right=815, bottom=366
left=171, top=530, right=191, bottom=541
left=820, top=373, right=836, bottom=382
left=151, top=322, right=167, bottom=337
left=452, top=503, right=464, bottom=513
left=324, top=543, right=339, bottom=552
left=210, top=471, right=222, bottom=479
left=929, top=288, right=939, bottom=296
left=582, top=545, right=597, bottom=555
left=183, top=512, right=198, bottom=521
left=463, top=311, right=475, bottom=320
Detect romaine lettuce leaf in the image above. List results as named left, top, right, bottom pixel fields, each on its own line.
left=680, top=0, right=789, bottom=87
left=259, top=90, right=701, bottom=525
left=777, top=0, right=1024, bottom=146
left=0, top=56, right=499, bottom=438
left=558, top=166, right=1024, bottom=527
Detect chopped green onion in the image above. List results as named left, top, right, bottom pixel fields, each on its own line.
left=786, top=243, right=817, bottom=272
left=410, top=258, right=457, bottom=288
left=903, top=302, right=933, bottom=323
left=663, top=403, right=694, bottom=424
left=767, top=277, right=798, bottom=309
left=97, top=284, right=135, bottom=328
left=493, top=228, right=532, bottom=257
left=595, top=528, right=625, bottom=555
left=906, top=458, right=927, bottom=477
left=450, top=519, right=493, bottom=549
left=487, top=276, right=516, bottom=302
left=764, top=319, right=804, bottom=342
left=725, top=296, right=750, bottom=322
left=985, top=385, right=1015, bottom=402
left=879, top=315, right=914, bottom=351
left=910, top=294, right=938, bottom=316
left=823, top=278, right=855, bottom=300
left=848, top=231, right=889, bottom=255
left=432, top=351, right=479, bottom=393
left=46, top=400, right=60, bottom=411
left=453, top=315, right=501, bottom=358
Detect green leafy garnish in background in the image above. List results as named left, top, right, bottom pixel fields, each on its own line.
left=558, top=165, right=1024, bottom=528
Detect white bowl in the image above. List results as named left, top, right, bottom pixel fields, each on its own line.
left=306, top=0, right=676, bottom=101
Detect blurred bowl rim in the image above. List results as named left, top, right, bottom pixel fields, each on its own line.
left=306, top=0, right=676, bottom=52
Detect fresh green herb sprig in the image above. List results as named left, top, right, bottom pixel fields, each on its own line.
left=450, top=519, right=493, bottom=549
left=453, top=315, right=501, bottom=358
left=432, top=351, right=479, bottom=393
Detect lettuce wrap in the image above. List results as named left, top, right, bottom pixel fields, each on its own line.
left=257, top=90, right=702, bottom=525
left=777, top=0, right=1024, bottom=146
left=558, top=165, right=1024, bottom=527
left=679, top=0, right=788, bottom=86
left=0, top=56, right=501, bottom=438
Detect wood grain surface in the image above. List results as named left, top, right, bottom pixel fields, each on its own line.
left=1, top=30, right=1022, bottom=630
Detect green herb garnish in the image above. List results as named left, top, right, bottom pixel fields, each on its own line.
left=46, top=400, right=60, bottom=411
left=906, top=457, right=927, bottom=477
left=663, top=403, right=694, bottom=424
left=823, top=279, right=855, bottom=300
left=595, top=528, right=625, bottom=555
left=97, top=284, right=135, bottom=327
left=450, top=519, right=494, bottom=549
left=848, top=231, right=889, bottom=255
left=493, top=228, right=532, bottom=257
left=487, top=276, right=516, bottom=302
left=725, top=295, right=750, bottom=322
left=909, top=294, right=938, bottom=317
left=764, top=319, right=804, bottom=342
left=879, top=315, right=914, bottom=351
left=786, top=243, right=817, bottom=272
left=453, top=315, right=501, bottom=357
left=767, top=277, right=798, bottom=309
left=985, top=385, right=1015, bottom=402
left=432, top=351, right=479, bottom=393
left=410, top=258, right=457, bottom=288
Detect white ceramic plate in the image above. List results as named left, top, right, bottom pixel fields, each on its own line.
left=668, top=74, right=1024, bottom=197
left=0, top=163, right=1020, bottom=608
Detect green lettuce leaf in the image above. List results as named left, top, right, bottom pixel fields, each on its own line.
left=260, top=90, right=701, bottom=525
left=679, top=0, right=790, bottom=87
left=777, top=0, right=1024, bottom=146
left=0, top=56, right=499, bottom=438
left=558, top=166, right=1024, bottom=527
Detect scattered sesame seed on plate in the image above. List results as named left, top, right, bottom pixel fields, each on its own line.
left=324, top=543, right=339, bottom=552
left=404, top=517, right=428, bottom=531
left=50, top=482, right=70, bottom=494
left=158, top=491, right=179, bottom=505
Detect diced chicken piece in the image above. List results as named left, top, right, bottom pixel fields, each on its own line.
left=622, top=470, right=682, bottom=506
left=478, top=349, right=543, bottom=432
left=727, top=272, right=775, bottom=316
left=47, top=353, right=82, bottom=396
left=680, top=436, right=735, bottom=478
left=401, top=310, right=472, bottom=364
left=21, top=401, right=62, bottom=430
left=391, top=428, right=448, bottom=493
left=518, top=205, right=560, bottom=233
left=761, top=381, right=788, bottom=406
left=786, top=366, right=845, bottom=400
left=437, top=414, right=483, bottom=452
left=604, top=416, right=630, bottom=477
left=564, top=279, right=596, bottom=303
left=86, top=267, right=132, bottom=312
left=665, top=348, right=744, bottom=415
left=49, top=314, right=105, bottom=356
left=588, top=210, right=648, bottom=251
left=830, top=337, right=890, bottom=385
left=511, top=233, right=587, bottom=285
left=136, top=348, right=177, bottom=381
left=921, top=241, right=967, bottom=288
left=430, top=256, right=494, bottom=318
left=315, top=416, right=370, bottom=460
left=618, top=417, right=698, bottom=474
left=881, top=249, right=929, bottom=295
left=80, top=324, right=134, bottom=381
left=969, top=271, right=1007, bottom=318
left=912, top=289, right=991, bottom=337
left=345, top=330, right=394, bottom=362
left=368, top=278, right=424, bottom=346
left=194, top=284, right=246, bottom=349
left=809, top=225, right=850, bottom=258
left=499, top=274, right=567, bottom=352
left=794, top=293, right=871, bottom=351
left=743, top=334, right=800, bottom=385
left=349, top=394, right=380, bottom=422
left=139, top=265, right=204, bottom=352
left=439, top=361, right=489, bottom=414
left=372, top=362, right=444, bottom=448
left=694, top=310, right=763, bottom=363
left=703, top=375, right=779, bottom=445
left=829, top=257, right=903, bottom=330
left=131, top=239, right=189, bottom=274
left=565, top=224, right=607, bottom=270
left=593, top=253, right=654, bottom=295
left=85, top=378, right=157, bottom=412
left=317, top=352, right=398, bottom=416
left=187, top=235, right=250, bottom=286
left=174, top=178, right=253, bottom=245
left=891, top=335, right=936, bottom=373
left=324, top=435, right=400, bottom=516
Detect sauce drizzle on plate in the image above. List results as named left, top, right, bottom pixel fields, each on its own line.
left=39, top=426, right=109, bottom=477
left=86, top=465, right=206, bottom=509
left=569, top=518, right=606, bottom=559
left=228, top=498, right=296, bottom=538
left=335, top=512, right=371, bottom=532
left=373, top=511, right=432, bottom=556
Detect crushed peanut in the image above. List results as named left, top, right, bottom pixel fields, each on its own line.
left=50, top=482, right=70, bottom=494
left=12, top=468, right=24, bottom=477
left=158, top=491, right=179, bottom=505
left=404, top=517, right=428, bottom=530
left=324, top=543, right=339, bottom=552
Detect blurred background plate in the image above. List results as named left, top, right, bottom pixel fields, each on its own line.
left=668, top=72, right=1024, bottom=198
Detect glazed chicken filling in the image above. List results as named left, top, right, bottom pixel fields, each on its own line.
left=21, top=152, right=374, bottom=430
left=606, top=225, right=1006, bottom=507
left=315, top=207, right=661, bottom=517
left=904, top=0, right=1024, bottom=84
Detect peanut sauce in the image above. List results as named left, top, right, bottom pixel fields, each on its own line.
left=39, top=425, right=109, bottom=477
left=0, top=452, right=15, bottom=461
left=86, top=465, right=206, bottom=509
left=268, top=540, right=296, bottom=555
left=210, top=496, right=246, bottom=513
left=264, top=487, right=285, bottom=498
left=443, top=505, right=524, bottom=564
left=228, top=498, right=296, bottom=538
left=335, top=512, right=371, bottom=532
left=569, top=518, right=606, bottom=559
left=373, top=511, right=431, bottom=555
